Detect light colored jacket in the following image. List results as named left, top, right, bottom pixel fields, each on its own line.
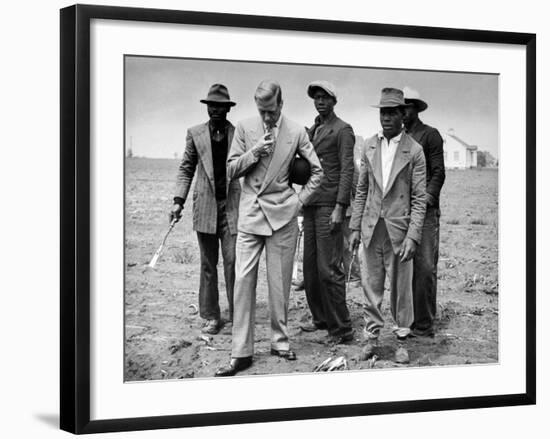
left=174, top=122, right=240, bottom=235
left=349, top=131, right=427, bottom=253
left=227, top=115, right=323, bottom=236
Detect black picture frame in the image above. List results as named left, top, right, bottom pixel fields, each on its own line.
left=60, top=4, right=536, bottom=434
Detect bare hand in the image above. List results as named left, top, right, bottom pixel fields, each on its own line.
left=328, top=205, right=344, bottom=233
left=170, top=204, right=183, bottom=223
left=252, top=132, right=274, bottom=158
left=399, top=238, right=417, bottom=262
left=349, top=230, right=361, bottom=253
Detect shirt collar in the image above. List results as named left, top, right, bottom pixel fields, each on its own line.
left=377, top=129, right=403, bottom=143
left=314, top=111, right=337, bottom=126
left=208, top=120, right=230, bottom=133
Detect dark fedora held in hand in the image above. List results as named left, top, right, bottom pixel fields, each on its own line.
left=200, top=83, right=236, bottom=106
left=289, top=154, right=311, bottom=185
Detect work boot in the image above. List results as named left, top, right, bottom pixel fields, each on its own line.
left=201, top=319, right=220, bottom=335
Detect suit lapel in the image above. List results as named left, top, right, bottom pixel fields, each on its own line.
left=227, top=124, right=235, bottom=153
left=260, top=116, right=294, bottom=193
left=224, top=124, right=236, bottom=195
left=367, top=139, right=384, bottom=192
left=383, top=133, right=412, bottom=197
left=313, top=125, right=333, bottom=146
left=310, top=114, right=335, bottom=147
left=195, top=123, right=215, bottom=190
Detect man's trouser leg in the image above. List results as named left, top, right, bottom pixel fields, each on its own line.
left=217, top=201, right=236, bottom=321
left=231, top=232, right=264, bottom=358
left=196, top=231, right=220, bottom=321
left=387, top=234, right=414, bottom=339
left=361, top=219, right=388, bottom=338
left=266, top=220, right=299, bottom=351
left=412, top=206, right=440, bottom=333
left=303, top=206, right=326, bottom=327
left=312, top=206, right=352, bottom=337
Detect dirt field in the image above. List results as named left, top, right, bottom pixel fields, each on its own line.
left=124, top=158, right=498, bottom=381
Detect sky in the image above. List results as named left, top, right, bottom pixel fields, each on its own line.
left=125, top=56, right=498, bottom=159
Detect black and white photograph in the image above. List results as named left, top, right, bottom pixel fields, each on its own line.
left=124, top=56, right=499, bottom=381
left=0, top=0, right=541, bottom=436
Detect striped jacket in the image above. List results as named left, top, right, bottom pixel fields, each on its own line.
left=174, top=121, right=240, bottom=235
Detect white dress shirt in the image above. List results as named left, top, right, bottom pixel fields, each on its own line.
left=378, top=130, right=403, bottom=191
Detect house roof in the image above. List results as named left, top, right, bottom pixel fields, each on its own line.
left=446, top=132, right=478, bottom=151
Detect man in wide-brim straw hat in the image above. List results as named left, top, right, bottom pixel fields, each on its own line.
left=349, top=87, right=427, bottom=364
left=170, top=83, right=240, bottom=335
left=403, top=87, right=445, bottom=338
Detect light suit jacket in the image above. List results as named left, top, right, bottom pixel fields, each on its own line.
left=227, top=115, right=323, bottom=236
left=349, top=131, right=427, bottom=253
left=174, top=122, right=241, bottom=235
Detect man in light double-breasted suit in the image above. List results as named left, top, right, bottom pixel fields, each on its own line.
left=171, top=84, right=241, bottom=335
left=215, top=80, right=323, bottom=377
left=350, top=87, right=427, bottom=364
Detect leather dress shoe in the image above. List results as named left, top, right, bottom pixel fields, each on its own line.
left=214, top=357, right=253, bottom=377
left=201, top=319, right=221, bottom=335
left=270, top=348, right=297, bottom=360
left=300, top=322, right=327, bottom=332
left=410, top=327, right=435, bottom=338
left=327, top=330, right=355, bottom=345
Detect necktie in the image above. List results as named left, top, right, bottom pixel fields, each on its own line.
left=266, top=126, right=276, bottom=155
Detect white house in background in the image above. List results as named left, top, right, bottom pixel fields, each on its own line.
left=443, top=128, right=478, bottom=169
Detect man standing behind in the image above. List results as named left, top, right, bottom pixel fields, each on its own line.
left=349, top=88, right=426, bottom=363
left=170, top=84, right=240, bottom=335
left=301, top=81, right=356, bottom=344
left=215, top=80, right=323, bottom=377
left=403, top=89, right=445, bottom=337
left=342, top=136, right=365, bottom=285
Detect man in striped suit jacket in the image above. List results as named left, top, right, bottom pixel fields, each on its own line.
left=171, top=84, right=241, bottom=335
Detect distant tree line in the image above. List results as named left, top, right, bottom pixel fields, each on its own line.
left=477, top=151, right=498, bottom=168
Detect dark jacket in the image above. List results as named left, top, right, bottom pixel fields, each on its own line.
left=405, top=119, right=445, bottom=207
left=306, top=112, right=355, bottom=207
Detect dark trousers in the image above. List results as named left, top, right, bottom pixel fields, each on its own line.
left=196, top=200, right=236, bottom=321
left=303, top=206, right=352, bottom=336
left=412, top=206, right=440, bottom=331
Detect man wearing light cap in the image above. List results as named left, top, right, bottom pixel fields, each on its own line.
left=300, top=80, right=356, bottom=344
left=349, top=87, right=426, bottom=363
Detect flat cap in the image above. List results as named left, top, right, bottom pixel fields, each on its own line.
left=307, top=80, right=337, bottom=101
